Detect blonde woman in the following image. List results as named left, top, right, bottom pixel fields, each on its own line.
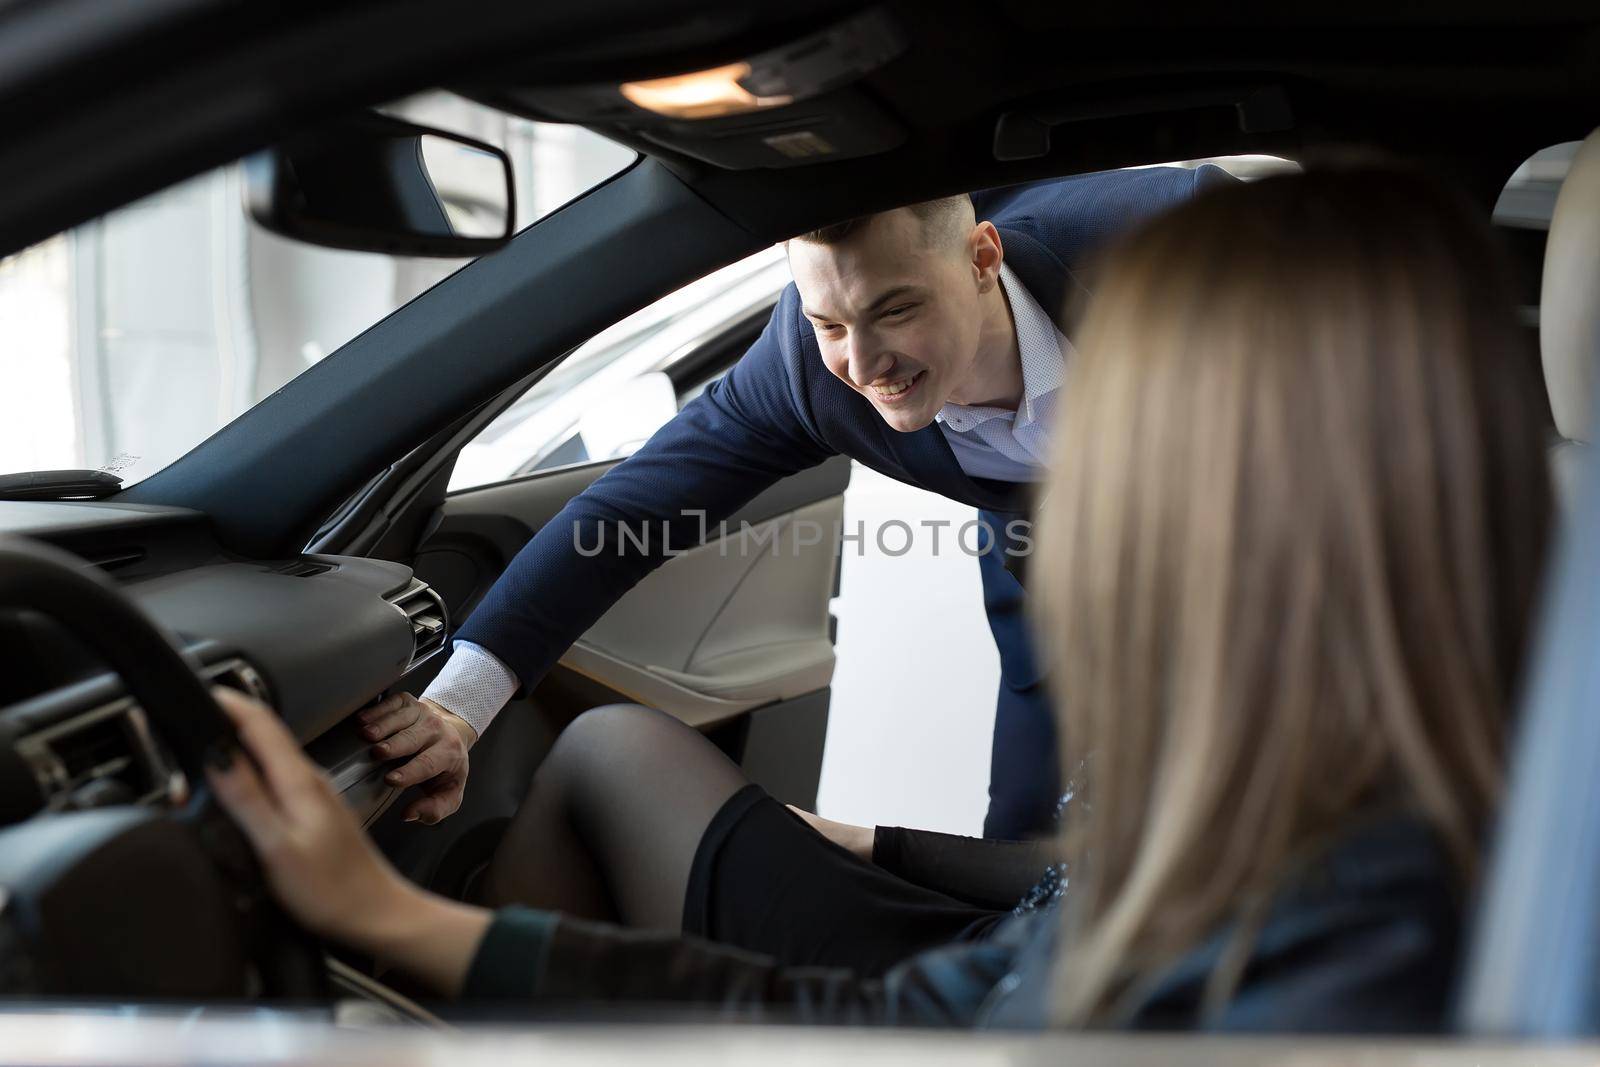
left=206, top=166, right=1551, bottom=1030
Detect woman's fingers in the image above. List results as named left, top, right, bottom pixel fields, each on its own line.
left=210, top=686, right=317, bottom=803
left=198, top=689, right=432, bottom=963
left=206, top=747, right=283, bottom=850
left=789, top=804, right=824, bottom=829
left=787, top=805, right=874, bottom=861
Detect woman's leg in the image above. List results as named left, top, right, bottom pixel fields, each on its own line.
left=477, top=703, right=750, bottom=931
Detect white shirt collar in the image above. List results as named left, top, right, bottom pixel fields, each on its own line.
left=935, top=262, right=1068, bottom=434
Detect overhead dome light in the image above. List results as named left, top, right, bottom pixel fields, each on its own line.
left=620, top=62, right=794, bottom=120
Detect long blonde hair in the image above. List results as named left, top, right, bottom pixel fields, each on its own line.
left=1035, top=168, right=1552, bottom=1025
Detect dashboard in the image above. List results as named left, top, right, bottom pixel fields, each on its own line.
left=0, top=500, right=447, bottom=826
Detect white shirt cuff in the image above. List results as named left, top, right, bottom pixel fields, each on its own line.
left=422, top=640, right=519, bottom=738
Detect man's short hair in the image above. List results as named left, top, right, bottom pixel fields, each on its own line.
left=795, top=193, right=974, bottom=248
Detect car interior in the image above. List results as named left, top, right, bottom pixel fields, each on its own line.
left=2, top=0, right=1600, bottom=1040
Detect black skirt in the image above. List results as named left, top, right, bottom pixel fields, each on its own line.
left=681, top=784, right=1009, bottom=978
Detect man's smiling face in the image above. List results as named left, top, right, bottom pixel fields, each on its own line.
left=788, top=202, right=999, bottom=433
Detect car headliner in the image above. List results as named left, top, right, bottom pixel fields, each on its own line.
left=3, top=0, right=1600, bottom=255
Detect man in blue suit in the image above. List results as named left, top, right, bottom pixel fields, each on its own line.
left=360, top=165, right=1234, bottom=839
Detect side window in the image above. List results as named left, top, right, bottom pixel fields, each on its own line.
left=449, top=246, right=789, bottom=491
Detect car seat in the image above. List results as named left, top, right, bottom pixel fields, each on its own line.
left=1540, top=128, right=1600, bottom=500
left=1457, top=125, right=1600, bottom=1037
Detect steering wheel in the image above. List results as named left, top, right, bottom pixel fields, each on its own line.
left=0, top=534, right=325, bottom=1000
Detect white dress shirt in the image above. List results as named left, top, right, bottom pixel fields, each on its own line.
left=423, top=640, right=519, bottom=737
left=934, top=263, right=1068, bottom=482
left=425, top=261, right=1067, bottom=735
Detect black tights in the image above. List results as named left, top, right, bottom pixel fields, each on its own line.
left=478, top=703, right=751, bottom=931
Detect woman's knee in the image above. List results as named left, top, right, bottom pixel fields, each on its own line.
left=544, top=703, right=676, bottom=781
left=568, top=701, right=671, bottom=745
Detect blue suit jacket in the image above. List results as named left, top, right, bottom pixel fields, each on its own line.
left=458, top=165, right=1234, bottom=708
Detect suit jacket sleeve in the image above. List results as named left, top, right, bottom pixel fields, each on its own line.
left=455, top=286, right=836, bottom=692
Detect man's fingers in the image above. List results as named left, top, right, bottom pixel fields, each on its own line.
left=211, top=687, right=315, bottom=802
left=372, top=717, right=438, bottom=761
left=385, top=746, right=443, bottom=788
left=357, top=693, right=407, bottom=725
left=402, top=797, right=448, bottom=825
left=402, top=778, right=464, bottom=825
left=359, top=698, right=423, bottom=743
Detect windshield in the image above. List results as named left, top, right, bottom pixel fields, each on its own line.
left=0, top=91, right=634, bottom=489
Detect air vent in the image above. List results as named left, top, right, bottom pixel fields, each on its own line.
left=385, top=579, right=448, bottom=668
left=15, top=698, right=168, bottom=810
left=204, top=657, right=272, bottom=703
left=53, top=713, right=129, bottom=780
left=12, top=656, right=267, bottom=813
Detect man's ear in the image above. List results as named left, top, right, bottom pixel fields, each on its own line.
left=970, top=220, right=1004, bottom=293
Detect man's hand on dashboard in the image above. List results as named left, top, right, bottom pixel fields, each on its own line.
left=358, top=693, right=475, bottom=825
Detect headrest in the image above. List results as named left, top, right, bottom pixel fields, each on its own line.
left=1541, top=129, right=1600, bottom=444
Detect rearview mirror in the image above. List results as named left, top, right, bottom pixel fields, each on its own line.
left=244, top=112, right=515, bottom=257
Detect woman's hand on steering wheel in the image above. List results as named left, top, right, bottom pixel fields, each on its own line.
left=207, top=688, right=413, bottom=949
left=206, top=688, right=492, bottom=996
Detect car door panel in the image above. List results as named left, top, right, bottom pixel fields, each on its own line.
left=407, top=454, right=848, bottom=800
left=566, top=494, right=841, bottom=726
left=415, top=456, right=847, bottom=616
